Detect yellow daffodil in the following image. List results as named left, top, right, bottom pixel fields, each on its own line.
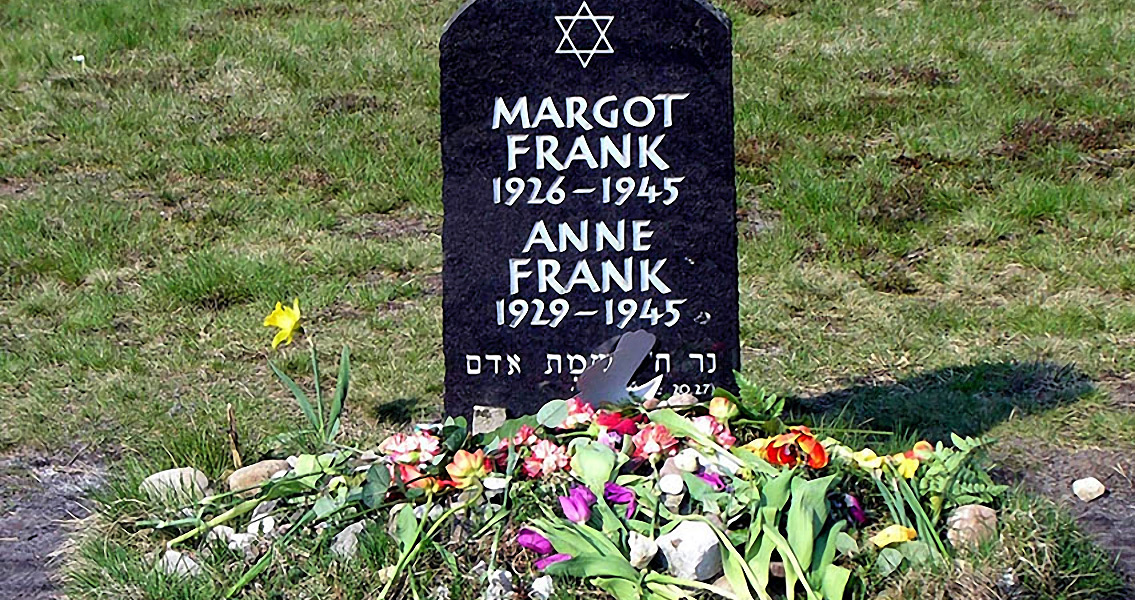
left=869, top=524, right=917, bottom=548
left=888, top=441, right=934, bottom=478
left=851, top=448, right=885, bottom=471
left=263, top=299, right=302, bottom=349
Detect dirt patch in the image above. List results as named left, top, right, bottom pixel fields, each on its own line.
left=991, top=115, right=1135, bottom=161
left=216, top=2, right=298, bottom=19
left=997, top=437, right=1135, bottom=582
left=0, top=451, right=105, bottom=600
left=736, top=205, right=780, bottom=238
left=356, top=214, right=437, bottom=241
left=861, top=65, right=958, bottom=88
left=730, top=0, right=805, bottom=17
left=736, top=133, right=784, bottom=171
left=313, top=93, right=392, bottom=116
left=0, top=178, right=35, bottom=198
left=1038, top=0, right=1077, bottom=20
left=859, top=177, right=931, bottom=232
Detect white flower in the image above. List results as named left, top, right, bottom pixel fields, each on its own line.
left=71, top=54, right=85, bottom=64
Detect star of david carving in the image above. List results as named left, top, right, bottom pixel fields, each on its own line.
left=555, top=2, right=614, bottom=68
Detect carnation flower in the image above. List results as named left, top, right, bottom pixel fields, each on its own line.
left=562, top=397, right=596, bottom=429
left=523, top=439, right=570, bottom=478
left=378, top=431, right=441, bottom=465
left=631, top=424, right=679, bottom=461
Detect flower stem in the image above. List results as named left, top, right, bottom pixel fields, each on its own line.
left=167, top=498, right=262, bottom=547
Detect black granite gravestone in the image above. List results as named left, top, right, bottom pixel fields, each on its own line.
left=441, top=0, right=739, bottom=418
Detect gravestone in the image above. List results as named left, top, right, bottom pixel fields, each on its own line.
left=441, top=0, right=739, bottom=418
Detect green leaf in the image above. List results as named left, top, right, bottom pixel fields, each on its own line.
left=571, top=441, right=617, bottom=494
left=875, top=547, right=904, bottom=578
left=269, top=361, right=319, bottom=433
left=394, top=504, right=419, bottom=553
left=545, top=556, right=639, bottom=581
left=310, top=343, right=325, bottom=438
left=820, top=565, right=851, bottom=600
left=313, top=494, right=342, bottom=519
left=648, top=409, right=715, bottom=447
left=483, top=416, right=539, bottom=449
left=362, top=464, right=390, bottom=509
left=328, top=346, right=350, bottom=440
left=592, top=576, right=643, bottom=600
left=224, top=547, right=274, bottom=598
left=537, top=399, right=569, bottom=428
left=835, top=532, right=858, bottom=557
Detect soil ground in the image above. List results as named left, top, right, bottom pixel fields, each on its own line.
left=0, top=452, right=104, bottom=600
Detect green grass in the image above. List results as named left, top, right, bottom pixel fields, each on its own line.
left=2, top=0, right=1135, bottom=597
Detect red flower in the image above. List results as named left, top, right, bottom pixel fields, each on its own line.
left=757, top=426, right=828, bottom=469
left=593, top=410, right=643, bottom=436
left=631, top=424, right=679, bottom=461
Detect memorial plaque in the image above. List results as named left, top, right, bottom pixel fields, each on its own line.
left=441, top=0, right=739, bottom=417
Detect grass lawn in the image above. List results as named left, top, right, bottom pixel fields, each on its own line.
left=2, top=0, right=1134, bottom=598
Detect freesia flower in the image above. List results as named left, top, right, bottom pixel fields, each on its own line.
left=631, top=425, right=679, bottom=461
left=597, top=430, right=623, bottom=450
left=263, top=299, right=302, bottom=349
left=691, top=416, right=737, bottom=448
left=709, top=396, right=739, bottom=422
left=562, top=397, right=596, bottom=428
left=752, top=426, right=829, bottom=469
left=869, top=524, right=917, bottom=548
left=517, top=528, right=554, bottom=555
left=534, top=553, right=572, bottom=570
left=604, top=482, right=637, bottom=519
left=559, top=486, right=596, bottom=523
left=379, top=432, right=441, bottom=465
left=523, top=439, right=570, bottom=478
left=446, top=449, right=491, bottom=488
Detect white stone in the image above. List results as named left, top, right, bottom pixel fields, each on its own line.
left=673, top=449, right=701, bottom=472
left=661, top=393, right=698, bottom=408
left=1072, top=477, right=1106, bottom=502
left=657, top=521, right=722, bottom=581
left=482, top=569, right=514, bottom=600
left=331, top=521, right=368, bottom=559
left=484, top=476, right=510, bottom=490
left=227, top=532, right=260, bottom=560
left=227, top=460, right=290, bottom=495
left=946, top=504, right=998, bottom=547
left=529, top=575, right=554, bottom=600
left=157, top=549, right=202, bottom=578
left=206, top=525, right=236, bottom=544
left=472, top=406, right=508, bottom=435
left=659, top=473, right=686, bottom=496
left=140, top=468, right=209, bottom=502
left=628, top=531, right=659, bottom=569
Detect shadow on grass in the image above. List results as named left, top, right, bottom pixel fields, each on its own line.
left=796, top=360, right=1093, bottom=443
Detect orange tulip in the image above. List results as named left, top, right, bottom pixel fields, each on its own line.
left=760, top=426, right=829, bottom=469
left=445, top=449, right=491, bottom=488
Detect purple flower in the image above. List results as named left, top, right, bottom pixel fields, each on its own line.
left=517, top=528, right=553, bottom=555
left=598, top=430, right=623, bottom=450
left=604, top=482, right=638, bottom=519
left=534, top=553, right=572, bottom=570
left=559, top=486, right=596, bottom=523
left=696, top=471, right=727, bottom=491
left=844, top=494, right=866, bottom=525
